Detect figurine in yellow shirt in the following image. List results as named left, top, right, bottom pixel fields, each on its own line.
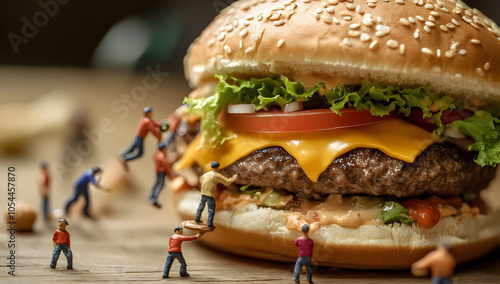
left=195, top=161, right=235, bottom=229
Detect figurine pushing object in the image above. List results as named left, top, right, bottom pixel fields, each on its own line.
left=195, top=161, right=235, bottom=229
left=50, top=218, right=73, bottom=269
left=163, top=226, right=204, bottom=278
left=293, top=224, right=314, bottom=284
left=119, top=106, right=163, bottom=171
left=411, top=242, right=456, bottom=284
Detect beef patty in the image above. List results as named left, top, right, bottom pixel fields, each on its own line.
left=220, top=143, right=496, bottom=198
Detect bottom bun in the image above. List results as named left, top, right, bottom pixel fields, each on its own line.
left=175, top=190, right=500, bottom=269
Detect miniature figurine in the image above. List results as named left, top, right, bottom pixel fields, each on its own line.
left=37, top=161, right=51, bottom=220
left=293, top=224, right=314, bottom=284
left=163, top=226, right=204, bottom=278
left=149, top=142, right=174, bottom=208
left=195, top=161, right=235, bottom=229
left=64, top=166, right=108, bottom=218
left=411, top=242, right=457, bottom=284
left=50, top=218, right=72, bottom=269
left=119, top=106, right=163, bottom=171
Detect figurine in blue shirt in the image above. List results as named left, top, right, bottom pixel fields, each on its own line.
left=64, top=167, right=108, bottom=218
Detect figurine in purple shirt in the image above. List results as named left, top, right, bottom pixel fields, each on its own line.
left=293, top=224, right=314, bottom=284
left=64, top=167, right=106, bottom=218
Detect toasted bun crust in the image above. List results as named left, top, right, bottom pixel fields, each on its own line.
left=175, top=189, right=500, bottom=269
left=185, top=0, right=500, bottom=99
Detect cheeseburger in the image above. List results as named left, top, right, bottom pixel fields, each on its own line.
left=171, top=0, right=500, bottom=269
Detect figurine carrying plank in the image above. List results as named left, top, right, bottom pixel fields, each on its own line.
left=149, top=142, right=174, bottom=208
left=119, top=106, right=165, bottom=171
left=411, top=242, right=457, bottom=284
left=50, top=218, right=73, bottom=270
left=194, top=161, right=235, bottom=229
left=163, top=226, right=204, bottom=278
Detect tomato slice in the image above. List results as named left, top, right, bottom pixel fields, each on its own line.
left=219, top=108, right=399, bottom=133
left=405, top=108, right=474, bottom=132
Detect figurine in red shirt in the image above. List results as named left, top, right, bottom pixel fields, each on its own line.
left=119, top=106, right=162, bottom=171
left=163, top=226, right=204, bottom=278
left=50, top=218, right=73, bottom=269
left=294, top=224, right=314, bottom=284
left=150, top=142, right=174, bottom=208
left=37, top=161, right=51, bottom=220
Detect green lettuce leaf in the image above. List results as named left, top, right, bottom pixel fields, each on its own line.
left=380, top=201, right=414, bottom=225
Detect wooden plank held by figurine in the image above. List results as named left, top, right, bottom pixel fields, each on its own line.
left=181, top=220, right=215, bottom=233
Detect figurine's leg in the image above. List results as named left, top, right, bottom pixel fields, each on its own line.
left=50, top=245, right=62, bottom=268
left=163, top=253, right=175, bottom=278
left=121, top=137, right=138, bottom=159
left=62, top=245, right=73, bottom=269
left=195, top=196, right=207, bottom=223
left=43, top=196, right=49, bottom=219
left=177, top=253, right=189, bottom=276
left=206, top=197, right=216, bottom=228
left=82, top=189, right=91, bottom=217
left=123, top=137, right=144, bottom=162
left=304, top=256, right=312, bottom=282
left=64, top=190, right=80, bottom=214
left=150, top=172, right=165, bottom=205
left=293, top=256, right=303, bottom=283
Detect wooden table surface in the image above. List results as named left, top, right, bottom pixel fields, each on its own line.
left=0, top=67, right=499, bottom=283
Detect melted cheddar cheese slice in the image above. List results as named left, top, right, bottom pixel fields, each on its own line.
left=175, top=119, right=435, bottom=182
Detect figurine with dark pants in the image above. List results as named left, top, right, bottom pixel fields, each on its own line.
left=411, top=242, right=457, bottom=284
left=195, top=161, right=235, bottom=228
left=50, top=218, right=73, bottom=269
left=37, top=161, right=51, bottom=220
left=64, top=167, right=108, bottom=218
left=163, top=226, right=204, bottom=278
left=293, top=224, right=314, bottom=284
left=150, top=142, right=174, bottom=208
left=119, top=106, right=163, bottom=171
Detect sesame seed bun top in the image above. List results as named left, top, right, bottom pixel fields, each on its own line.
left=184, top=0, right=500, bottom=99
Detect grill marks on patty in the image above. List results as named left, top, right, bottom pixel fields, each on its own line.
left=220, top=143, right=496, bottom=198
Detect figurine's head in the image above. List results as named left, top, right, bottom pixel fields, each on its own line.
left=301, top=224, right=310, bottom=233
left=40, top=160, right=48, bottom=170
left=144, top=106, right=153, bottom=117
left=58, top=218, right=69, bottom=230
left=211, top=161, right=220, bottom=170
left=91, top=166, right=102, bottom=175
left=174, top=226, right=183, bottom=235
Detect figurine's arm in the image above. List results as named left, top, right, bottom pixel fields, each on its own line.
left=196, top=232, right=205, bottom=239
left=411, top=253, right=433, bottom=277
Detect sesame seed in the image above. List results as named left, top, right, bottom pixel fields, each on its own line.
left=425, top=21, right=436, bottom=27
left=326, top=6, right=335, bottom=13
left=234, top=19, right=239, bottom=28
left=439, top=25, right=448, bottom=32
left=399, top=44, right=405, bottom=55
left=450, top=42, right=459, bottom=52
left=226, top=25, right=234, bottom=32
left=437, top=49, right=441, bottom=57
left=316, top=8, right=324, bottom=13
left=369, top=40, right=378, bottom=49
left=274, top=20, right=285, bottom=26
left=328, top=0, right=338, bottom=4
left=396, top=0, right=404, bottom=4
left=416, top=16, right=425, bottom=22
left=272, top=5, right=286, bottom=11
left=333, top=17, right=340, bottom=24
left=421, top=47, right=433, bottom=55
left=208, top=39, right=215, bottom=47
left=455, top=74, right=462, bottom=79
left=431, top=11, right=439, bottom=17
left=417, top=0, right=423, bottom=6
left=221, top=59, right=230, bottom=67
left=350, top=23, right=360, bottom=29
left=424, top=25, right=431, bottom=33
left=470, top=23, right=479, bottom=30
left=471, top=39, right=481, bottom=45
left=245, top=15, right=254, bottom=21
left=445, top=50, right=454, bottom=58
left=465, top=9, right=472, bottom=17
left=257, top=15, right=263, bottom=21
left=277, top=39, right=285, bottom=47
left=340, top=11, right=351, bottom=16
left=251, top=34, right=260, bottom=41
left=453, top=7, right=461, bottom=14
left=483, top=62, right=491, bottom=70
left=322, top=1, right=328, bottom=8
left=387, top=39, right=399, bottom=48
left=367, top=0, right=377, bottom=3
left=408, top=17, right=416, bottom=23
left=245, top=47, right=254, bottom=53
left=413, top=29, right=420, bottom=39
left=356, top=5, right=365, bottom=14
left=343, top=16, right=353, bottom=21
left=218, top=32, right=226, bottom=41
left=313, top=12, right=321, bottom=19
left=375, top=31, right=385, bottom=37
left=367, top=3, right=376, bottom=8
left=446, top=23, right=455, bottom=29
left=400, top=18, right=410, bottom=26
left=428, top=16, right=436, bottom=22
left=242, top=20, right=250, bottom=26
left=462, top=16, right=472, bottom=24
left=270, top=13, right=281, bottom=20
left=459, top=49, right=466, bottom=55
left=360, top=33, right=371, bottom=41
left=343, top=38, right=352, bottom=47
left=452, top=19, right=459, bottom=26
left=239, top=40, right=243, bottom=48
left=477, top=68, right=484, bottom=76
left=377, top=17, right=383, bottom=24
left=349, top=30, right=360, bottom=37
left=425, top=4, right=434, bottom=9
left=323, top=15, right=332, bottom=24
left=239, top=29, right=248, bottom=37
left=347, top=3, right=356, bottom=10
left=362, top=18, right=374, bottom=26
left=224, top=45, right=232, bottom=54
